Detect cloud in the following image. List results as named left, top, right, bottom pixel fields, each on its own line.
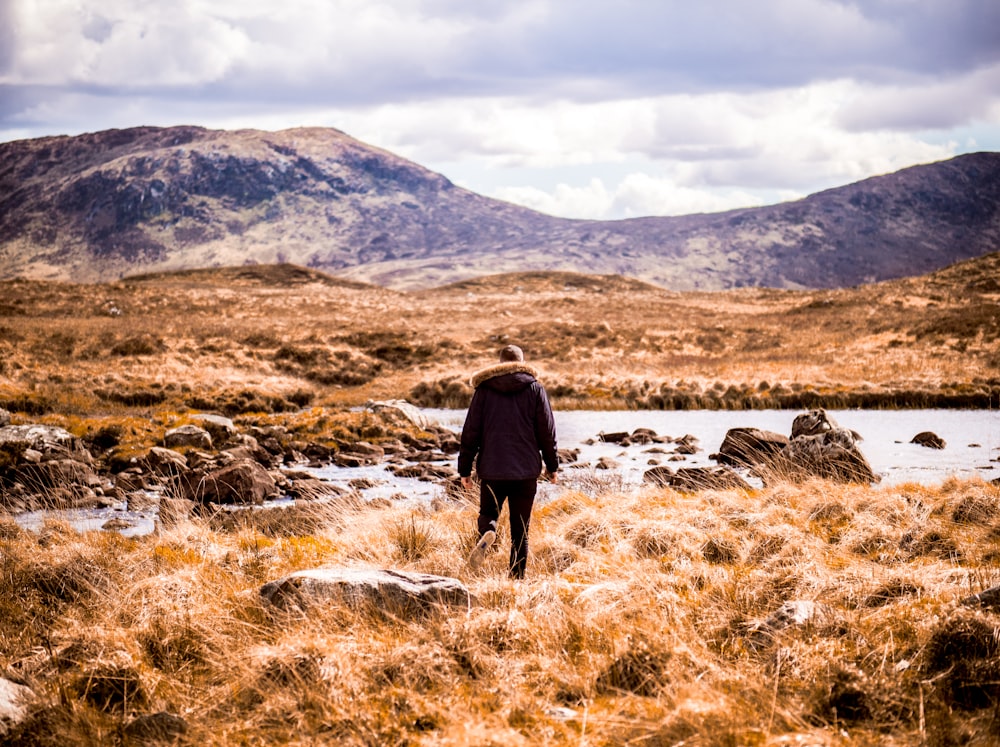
left=837, top=63, right=1000, bottom=132
left=1, top=0, right=997, bottom=221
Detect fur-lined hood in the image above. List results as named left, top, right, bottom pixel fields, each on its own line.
left=470, top=361, right=539, bottom=389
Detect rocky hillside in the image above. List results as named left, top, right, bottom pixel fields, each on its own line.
left=2, top=126, right=998, bottom=289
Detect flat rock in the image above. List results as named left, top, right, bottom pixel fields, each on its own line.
left=260, top=567, right=471, bottom=614
left=0, top=424, right=81, bottom=457
left=0, top=677, right=33, bottom=736
left=164, top=424, right=212, bottom=450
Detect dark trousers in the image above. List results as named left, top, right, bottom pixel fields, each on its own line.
left=478, top=478, right=537, bottom=579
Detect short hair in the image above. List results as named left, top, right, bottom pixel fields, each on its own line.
left=499, top=344, right=524, bottom=362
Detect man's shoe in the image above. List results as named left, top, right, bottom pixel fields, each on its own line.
left=468, top=530, right=496, bottom=569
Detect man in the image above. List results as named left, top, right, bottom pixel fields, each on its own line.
left=458, top=344, right=558, bottom=579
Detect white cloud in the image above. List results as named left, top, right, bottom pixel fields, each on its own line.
left=1, top=0, right=998, bottom=221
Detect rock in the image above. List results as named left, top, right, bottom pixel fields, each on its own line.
left=176, top=459, right=278, bottom=505
left=115, top=470, right=147, bottom=493
left=189, top=413, right=237, bottom=444
left=643, top=466, right=675, bottom=487
left=389, top=463, right=456, bottom=481
left=223, top=435, right=278, bottom=467
left=142, top=446, right=189, bottom=476
left=283, top=475, right=344, bottom=500
left=164, top=424, right=212, bottom=450
left=595, top=456, right=620, bottom=470
left=558, top=447, right=580, bottom=463
left=0, top=677, right=33, bottom=737
left=598, top=431, right=630, bottom=444
left=629, top=428, right=659, bottom=444
left=365, top=399, right=435, bottom=430
left=781, top=428, right=877, bottom=484
left=15, top=458, right=101, bottom=492
left=332, top=453, right=364, bottom=468
left=712, top=427, right=789, bottom=467
left=643, top=465, right=751, bottom=492
left=0, top=424, right=84, bottom=459
left=341, top=441, right=385, bottom=462
left=260, top=567, right=471, bottom=615
left=791, top=409, right=840, bottom=438
left=0, top=409, right=10, bottom=427
left=911, top=431, right=946, bottom=449
left=960, top=584, right=1000, bottom=610
left=746, top=600, right=832, bottom=645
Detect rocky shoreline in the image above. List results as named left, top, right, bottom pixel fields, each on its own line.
left=6, top=397, right=977, bottom=533
left=0, top=402, right=465, bottom=526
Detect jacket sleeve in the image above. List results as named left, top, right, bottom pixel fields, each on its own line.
left=534, top=384, right=559, bottom=474
left=457, top=388, right=484, bottom=477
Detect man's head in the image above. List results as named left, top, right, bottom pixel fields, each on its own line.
left=499, top=344, right=524, bottom=362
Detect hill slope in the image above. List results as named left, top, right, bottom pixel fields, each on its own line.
left=1, top=126, right=998, bottom=289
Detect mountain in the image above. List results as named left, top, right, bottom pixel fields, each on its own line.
left=1, top=126, right=998, bottom=289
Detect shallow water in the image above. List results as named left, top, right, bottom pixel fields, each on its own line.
left=14, top=409, right=999, bottom=535
left=427, top=407, right=1000, bottom=487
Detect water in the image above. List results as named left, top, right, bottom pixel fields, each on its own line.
left=425, top=408, right=1000, bottom=489
left=13, top=409, right=999, bottom=535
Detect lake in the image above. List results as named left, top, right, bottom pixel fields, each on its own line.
left=313, top=408, right=999, bottom=503
left=14, top=408, right=999, bottom=536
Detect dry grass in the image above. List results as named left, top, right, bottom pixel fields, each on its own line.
left=1, top=259, right=998, bottom=419
left=2, top=475, right=999, bottom=745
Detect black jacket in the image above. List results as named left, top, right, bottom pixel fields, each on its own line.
left=458, top=362, right=558, bottom=481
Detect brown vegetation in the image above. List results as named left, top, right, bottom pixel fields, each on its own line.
left=1, top=256, right=999, bottom=421
left=2, top=475, right=999, bottom=745
left=1, top=259, right=999, bottom=744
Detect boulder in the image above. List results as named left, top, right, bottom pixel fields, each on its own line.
left=176, top=459, right=278, bottom=505
left=598, top=431, right=630, bottom=444
left=15, top=458, right=100, bottom=491
left=780, top=428, right=876, bottom=484
left=629, top=428, right=659, bottom=444
left=643, top=465, right=751, bottom=492
left=365, top=399, right=435, bottom=430
left=189, top=413, right=237, bottom=444
left=911, top=431, right=946, bottom=449
left=791, top=409, right=840, bottom=438
left=389, top=463, right=456, bottom=481
left=164, top=424, right=212, bottom=450
left=712, top=427, right=789, bottom=467
left=260, top=567, right=471, bottom=615
left=142, top=446, right=189, bottom=476
left=341, top=441, right=385, bottom=462
left=0, top=677, right=33, bottom=737
left=0, top=424, right=85, bottom=459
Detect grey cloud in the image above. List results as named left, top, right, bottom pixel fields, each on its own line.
left=0, top=0, right=14, bottom=72
left=3, top=0, right=1000, bottom=140
left=837, top=61, right=1000, bottom=132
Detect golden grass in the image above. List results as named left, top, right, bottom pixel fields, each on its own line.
left=1, top=260, right=998, bottom=419
left=2, top=475, right=999, bottom=745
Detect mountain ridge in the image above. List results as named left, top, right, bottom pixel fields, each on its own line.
left=1, top=125, right=998, bottom=289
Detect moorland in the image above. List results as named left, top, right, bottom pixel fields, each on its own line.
left=1, top=256, right=999, bottom=746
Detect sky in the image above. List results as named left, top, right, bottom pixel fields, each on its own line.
left=2, top=0, right=999, bottom=220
